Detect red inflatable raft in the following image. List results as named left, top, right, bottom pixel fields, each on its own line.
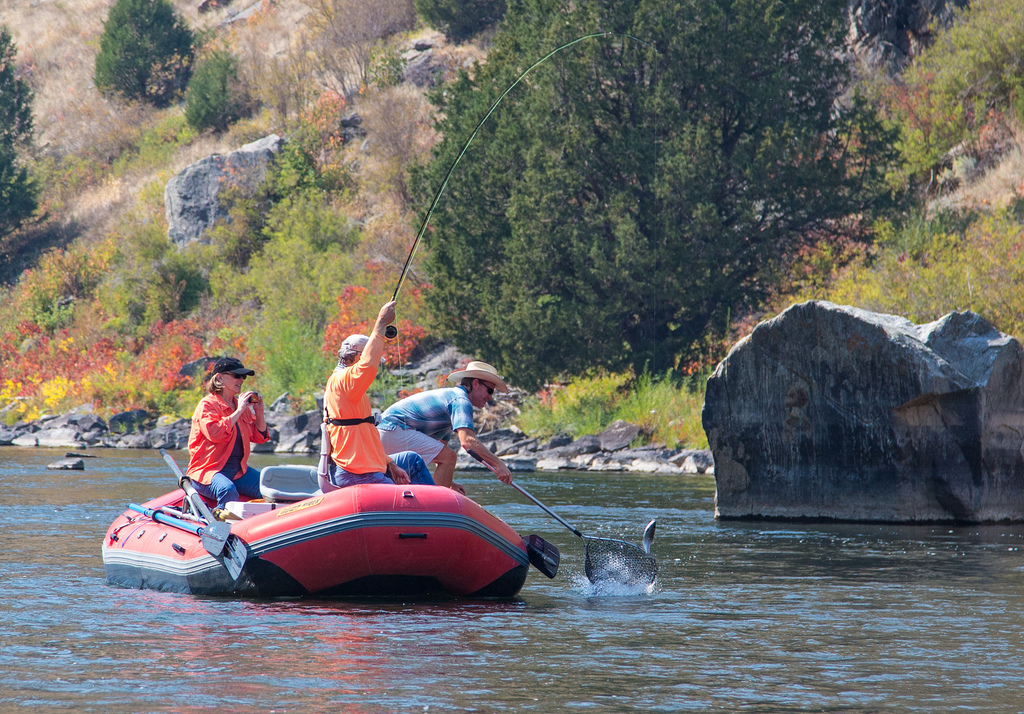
left=102, top=464, right=544, bottom=598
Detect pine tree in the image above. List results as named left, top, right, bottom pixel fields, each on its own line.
left=184, top=50, right=250, bottom=132
left=94, top=0, right=194, bottom=106
left=413, top=0, right=901, bottom=389
left=0, top=26, right=37, bottom=238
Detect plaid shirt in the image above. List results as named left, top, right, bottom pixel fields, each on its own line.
left=378, top=387, right=475, bottom=442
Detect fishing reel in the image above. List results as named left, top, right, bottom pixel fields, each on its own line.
left=384, top=325, right=397, bottom=339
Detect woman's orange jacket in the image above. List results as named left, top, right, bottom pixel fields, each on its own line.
left=186, top=393, right=269, bottom=484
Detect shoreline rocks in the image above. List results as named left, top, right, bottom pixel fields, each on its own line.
left=3, top=408, right=710, bottom=476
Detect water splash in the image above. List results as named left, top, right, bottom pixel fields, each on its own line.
left=569, top=570, right=659, bottom=597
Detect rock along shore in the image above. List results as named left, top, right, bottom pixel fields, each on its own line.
left=5, top=345, right=712, bottom=476
left=1, top=408, right=712, bottom=475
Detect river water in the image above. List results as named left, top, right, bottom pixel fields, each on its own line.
left=3, top=447, right=1024, bottom=712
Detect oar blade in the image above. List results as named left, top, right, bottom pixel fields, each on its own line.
left=525, top=534, right=560, bottom=578
left=584, top=537, right=658, bottom=587
left=199, top=521, right=230, bottom=557
left=199, top=521, right=246, bottom=580
left=222, top=534, right=247, bottom=581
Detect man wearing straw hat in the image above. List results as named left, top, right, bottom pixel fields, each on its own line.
left=377, top=361, right=514, bottom=492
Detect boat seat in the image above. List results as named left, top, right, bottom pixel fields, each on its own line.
left=259, top=464, right=323, bottom=502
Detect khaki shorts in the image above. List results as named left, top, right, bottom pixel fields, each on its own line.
left=378, top=427, right=447, bottom=463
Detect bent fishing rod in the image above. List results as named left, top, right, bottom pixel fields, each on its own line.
left=384, top=31, right=656, bottom=339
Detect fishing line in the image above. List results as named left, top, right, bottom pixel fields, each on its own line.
left=384, top=31, right=658, bottom=339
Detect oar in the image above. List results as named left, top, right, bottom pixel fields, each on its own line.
left=129, top=504, right=207, bottom=536
left=159, top=449, right=247, bottom=581
left=458, top=449, right=558, bottom=578
left=466, top=450, right=657, bottom=585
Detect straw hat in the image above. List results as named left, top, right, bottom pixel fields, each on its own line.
left=448, top=361, right=509, bottom=393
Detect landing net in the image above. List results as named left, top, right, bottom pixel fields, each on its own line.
left=583, top=537, right=658, bottom=587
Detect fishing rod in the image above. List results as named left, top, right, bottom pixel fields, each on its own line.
left=384, top=31, right=656, bottom=339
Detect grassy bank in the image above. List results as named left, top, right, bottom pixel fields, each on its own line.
left=516, top=371, right=709, bottom=450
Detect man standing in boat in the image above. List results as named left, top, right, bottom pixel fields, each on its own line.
left=377, top=361, right=514, bottom=492
left=321, top=300, right=434, bottom=490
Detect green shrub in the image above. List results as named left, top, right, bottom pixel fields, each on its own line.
left=98, top=223, right=209, bottom=334
left=414, top=0, right=506, bottom=42
left=184, top=50, right=252, bottom=132
left=366, top=42, right=406, bottom=90
left=882, top=0, right=1024, bottom=181
left=273, top=93, right=352, bottom=194
left=211, top=192, right=360, bottom=328
left=517, top=371, right=709, bottom=449
left=141, top=250, right=208, bottom=326
left=203, top=190, right=273, bottom=271
left=94, top=0, right=194, bottom=106
left=802, top=208, right=1024, bottom=339
left=16, top=241, right=115, bottom=333
left=519, top=372, right=627, bottom=439
left=250, top=318, right=335, bottom=410
left=112, top=113, right=198, bottom=177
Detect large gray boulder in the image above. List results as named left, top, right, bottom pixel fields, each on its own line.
left=702, top=301, right=1024, bottom=523
left=165, top=134, right=283, bottom=246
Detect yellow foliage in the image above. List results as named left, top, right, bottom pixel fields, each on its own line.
left=41, top=376, right=72, bottom=412
left=790, top=212, right=1024, bottom=339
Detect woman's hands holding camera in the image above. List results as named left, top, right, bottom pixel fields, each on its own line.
left=237, top=390, right=266, bottom=431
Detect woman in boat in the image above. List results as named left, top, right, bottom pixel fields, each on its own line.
left=321, top=300, right=433, bottom=490
left=186, top=357, right=269, bottom=508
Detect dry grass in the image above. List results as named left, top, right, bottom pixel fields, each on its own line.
left=2, top=0, right=113, bottom=148
left=1, top=0, right=308, bottom=150
left=357, top=83, right=436, bottom=205
left=0, top=0, right=480, bottom=293
left=344, top=31, right=484, bottom=269
left=302, top=0, right=416, bottom=96
left=0, top=0, right=302, bottom=264
left=937, top=122, right=1024, bottom=213
left=356, top=198, right=421, bottom=270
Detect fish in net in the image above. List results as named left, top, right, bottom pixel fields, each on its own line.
left=483, top=464, right=659, bottom=587
left=583, top=521, right=658, bottom=586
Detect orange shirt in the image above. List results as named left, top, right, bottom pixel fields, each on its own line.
left=187, top=393, right=269, bottom=485
left=323, top=332, right=388, bottom=474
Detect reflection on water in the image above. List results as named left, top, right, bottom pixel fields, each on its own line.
left=2, top=447, right=1023, bottom=711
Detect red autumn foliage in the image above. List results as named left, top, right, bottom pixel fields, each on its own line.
left=321, top=282, right=431, bottom=368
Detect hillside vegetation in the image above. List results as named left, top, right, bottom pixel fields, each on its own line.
left=0, top=0, right=1021, bottom=449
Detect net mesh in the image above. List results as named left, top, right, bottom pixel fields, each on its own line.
left=584, top=537, right=658, bottom=586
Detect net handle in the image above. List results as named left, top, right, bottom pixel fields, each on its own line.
left=509, top=481, right=585, bottom=539
left=467, top=449, right=584, bottom=538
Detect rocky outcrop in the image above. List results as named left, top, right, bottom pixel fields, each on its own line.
left=455, top=423, right=713, bottom=475
left=164, top=134, right=283, bottom=246
left=703, top=301, right=1024, bottom=523
left=847, top=0, right=969, bottom=73
left=401, top=32, right=450, bottom=87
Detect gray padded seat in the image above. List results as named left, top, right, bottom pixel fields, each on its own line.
left=259, top=464, right=322, bottom=502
